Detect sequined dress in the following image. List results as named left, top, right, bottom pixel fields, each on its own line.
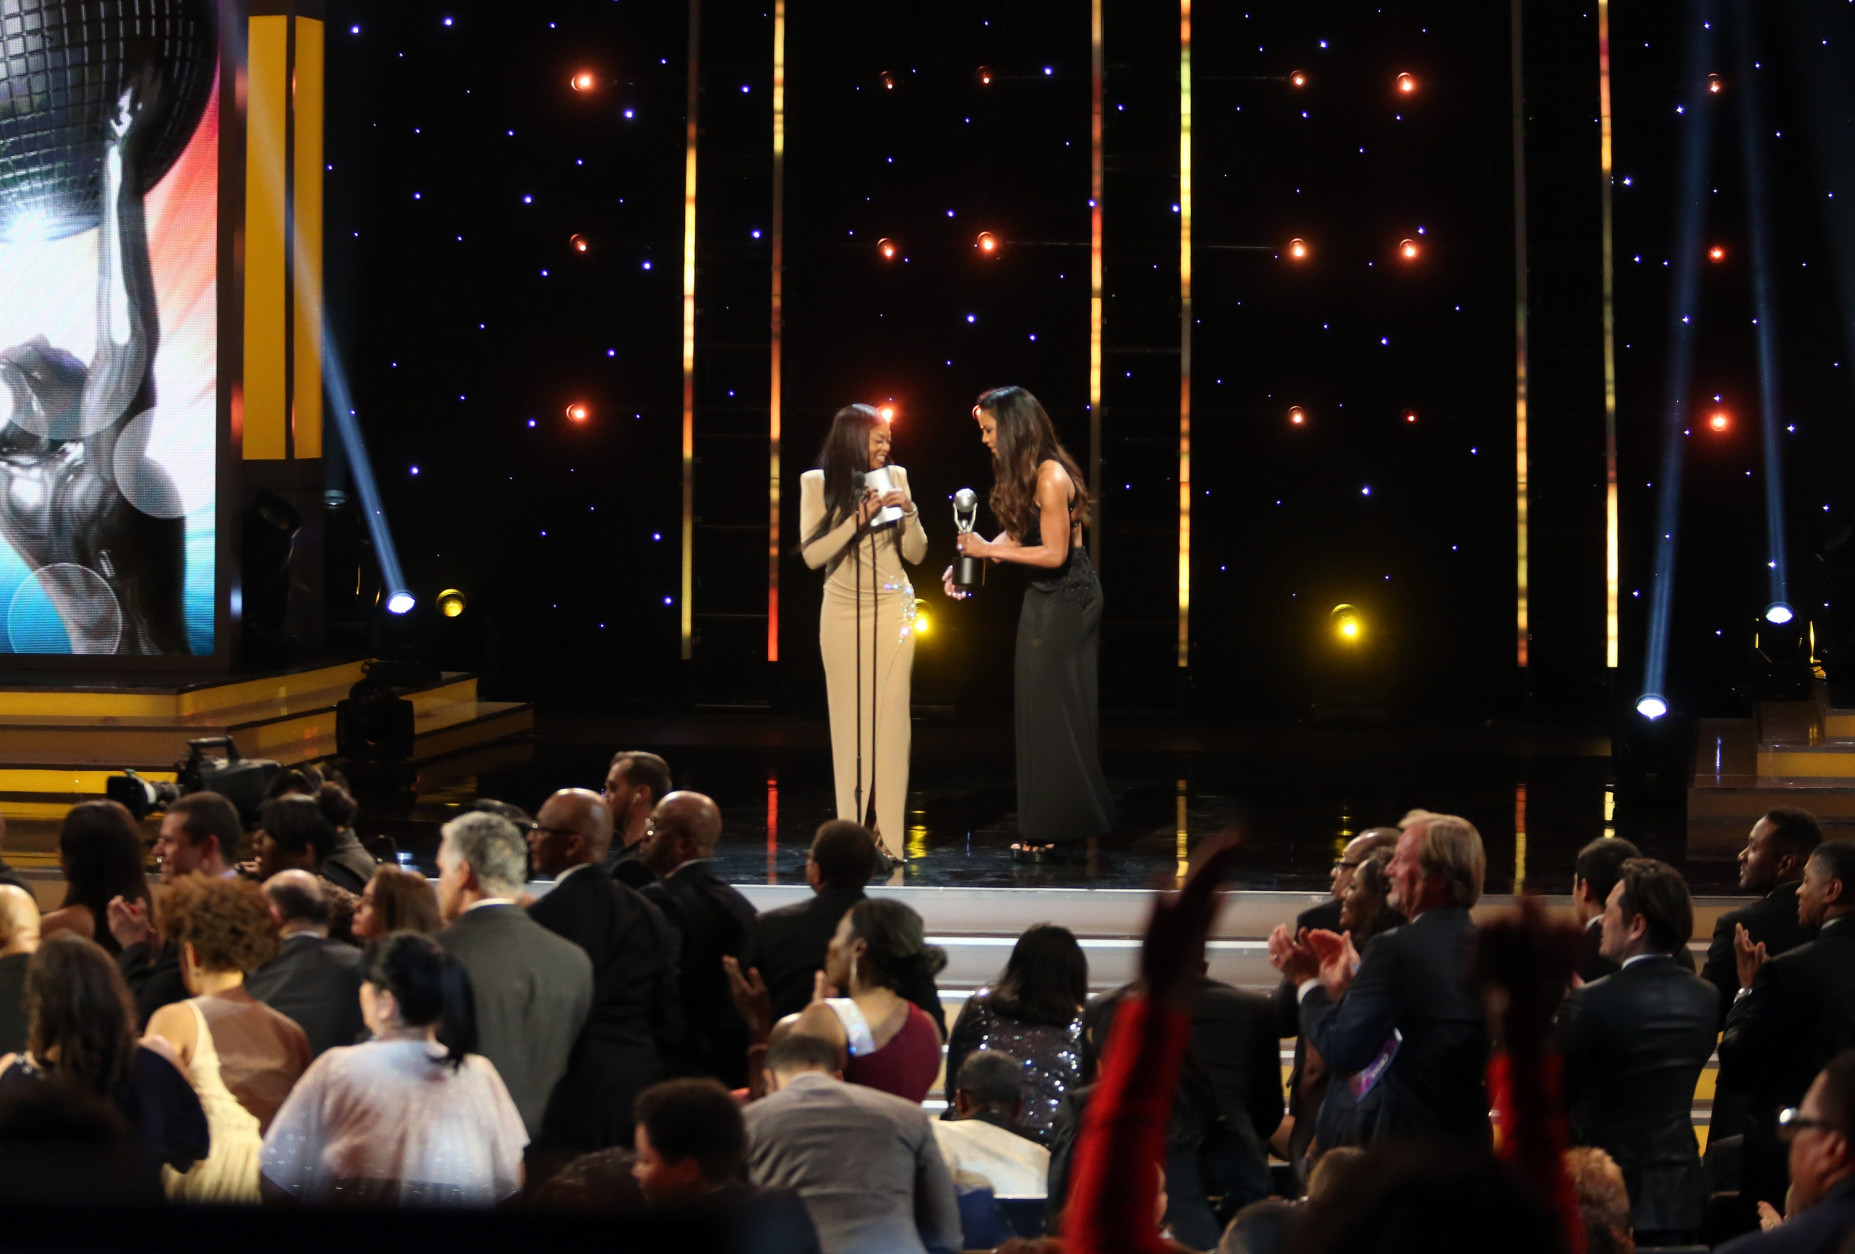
left=945, top=990, right=1083, bottom=1143
left=259, top=1037, right=527, bottom=1206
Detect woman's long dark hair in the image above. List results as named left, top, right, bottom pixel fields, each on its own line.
left=989, top=923, right=1088, bottom=1027
left=361, top=931, right=478, bottom=1070
left=25, top=936, right=139, bottom=1098
left=976, top=386, right=1091, bottom=542
left=57, top=802, right=151, bottom=949
left=799, top=403, right=886, bottom=551
left=847, top=898, right=946, bottom=993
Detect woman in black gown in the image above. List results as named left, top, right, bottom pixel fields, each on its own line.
left=944, top=386, right=1113, bottom=857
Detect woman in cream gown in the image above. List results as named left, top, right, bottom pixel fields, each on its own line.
left=799, top=404, right=927, bottom=863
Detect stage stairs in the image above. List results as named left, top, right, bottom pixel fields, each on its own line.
left=1691, top=685, right=1855, bottom=859
left=0, top=659, right=532, bottom=822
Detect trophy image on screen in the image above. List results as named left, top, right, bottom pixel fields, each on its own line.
left=0, top=0, right=218, bottom=654
left=951, top=488, right=982, bottom=593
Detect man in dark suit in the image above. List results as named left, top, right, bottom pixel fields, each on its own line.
left=745, top=820, right=945, bottom=1035
left=1720, top=840, right=1855, bottom=1212
left=603, top=751, right=671, bottom=890
left=436, top=810, right=594, bottom=1140
left=526, top=786, right=681, bottom=1153
left=1717, top=1051, right=1855, bottom=1254
left=1556, top=857, right=1720, bottom=1239
left=1271, top=813, right=1490, bottom=1148
left=1705, top=807, right=1823, bottom=1022
left=1570, top=836, right=1642, bottom=983
left=640, top=791, right=759, bottom=1088
left=248, top=870, right=364, bottom=1057
left=1071, top=967, right=1283, bottom=1247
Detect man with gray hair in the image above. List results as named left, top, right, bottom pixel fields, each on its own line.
left=436, top=808, right=594, bottom=1139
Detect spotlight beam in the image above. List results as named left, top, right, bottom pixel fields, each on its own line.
left=1640, top=9, right=1720, bottom=707
left=1735, top=6, right=1792, bottom=612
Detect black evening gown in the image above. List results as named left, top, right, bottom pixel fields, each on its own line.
left=1014, top=526, right=1115, bottom=844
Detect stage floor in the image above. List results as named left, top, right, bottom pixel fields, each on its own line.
left=354, top=709, right=1733, bottom=896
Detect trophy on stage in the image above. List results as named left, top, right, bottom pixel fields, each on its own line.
left=951, top=488, right=982, bottom=593
left=857, top=466, right=905, bottom=529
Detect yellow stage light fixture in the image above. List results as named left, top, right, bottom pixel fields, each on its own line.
left=1288, top=405, right=1306, bottom=426
left=912, top=609, right=931, bottom=637
left=1287, top=237, right=1309, bottom=260
left=437, top=589, right=467, bottom=618
left=1331, top=603, right=1363, bottom=642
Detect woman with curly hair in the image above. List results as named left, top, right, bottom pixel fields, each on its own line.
left=145, top=876, right=311, bottom=1201
left=40, top=800, right=151, bottom=955
left=945, top=386, right=1114, bottom=860
left=793, top=897, right=948, bottom=1103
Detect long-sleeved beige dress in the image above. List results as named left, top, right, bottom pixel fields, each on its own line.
left=800, top=468, right=928, bottom=852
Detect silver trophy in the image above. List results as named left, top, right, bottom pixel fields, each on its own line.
left=952, top=488, right=982, bottom=592
left=859, top=465, right=905, bottom=528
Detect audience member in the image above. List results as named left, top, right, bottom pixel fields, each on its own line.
left=932, top=1051, right=1051, bottom=1198
left=605, top=751, right=673, bottom=888
left=1270, top=813, right=1490, bottom=1149
left=41, top=800, right=150, bottom=956
left=1555, top=857, right=1718, bottom=1238
left=1071, top=946, right=1283, bottom=1246
left=640, top=791, right=758, bottom=1088
left=1302, top=1144, right=1367, bottom=1215
left=745, top=820, right=946, bottom=1032
left=0, top=812, right=28, bottom=894
left=1293, top=1145, right=1569, bottom=1254
left=1707, top=808, right=1823, bottom=1020
left=1215, top=1199, right=1303, bottom=1254
left=945, top=923, right=1085, bottom=1142
left=529, top=1147, right=646, bottom=1212
left=1565, top=1146, right=1635, bottom=1254
left=260, top=930, right=528, bottom=1206
left=791, top=898, right=946, bottom=1105
left=435, top=810, right=593, bottom=1139
left=0, top=885, right=39, bottom=1054
left=1571, top=836, right=1643, bottom=982
left=146, top=875, right=311, bottom=1200
left=247, top=870, right=365, bottom=1057
left=631, top=1078, right=823, bottom=1253
left=0, top=935, right=208, bottom=1180
left=1716, top=1051, right=1855, bottom=1254
left=526, top=787, right=680, bottom=1153
left=745, top=1031, right=961, bottom=1254
left=253, top=794, right=338, bottom=881
left=1721, top=839, right=1855, bottom=1213
left=109, top=792, right=243, bottom=1025
left=0, top=1080, right=163, bottom=1205
left=353, top=864, right=442, bottom=940
left=311, top=780, right=378, bottom=893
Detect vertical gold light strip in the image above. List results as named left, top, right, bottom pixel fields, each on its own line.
left=1513, top=783, right=1529, bottom=891
left=1088, top=0, right=1104, bottom=566
left=242, top=16, right=289, bottom=460
left=768, top=0, right=785, bottom=662
left=291, top=17, right=324, bottom=460
left=680, top=0, right=701, bottom=660
left=1511, top=0, right=1530, bottom=667
left=1175, top=779, right=1189, bottom=883
left=1177, top=0, right=1192, bottom=668
left=1598, top=0, right=1620, bottom=668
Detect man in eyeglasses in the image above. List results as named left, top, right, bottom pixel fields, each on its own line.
left=1718, top=1051, right=1855, bottom=1254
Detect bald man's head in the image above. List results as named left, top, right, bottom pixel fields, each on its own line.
left=0, top=884, right=39, bottom=957
left=263, top=868, right=331, bottom=933
left=643, top=791, right=722, bottom=875
left=531, top=787, right=614, bottom=878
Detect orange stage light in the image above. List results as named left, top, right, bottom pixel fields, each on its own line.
left=877, top=237, right=897, bottom=260
left=1396, top=71, right=1417, bottom=94
left=1288, top=406, right=1306, bottom=426
left=1399, top=238, right=1420, bottom=260
left=1403, top=409, right=1418, bottom=424
left=571, top=71, right=596, bottom=92
left=878, top=404, right=896, bottom=422
left=977, top=65, right=993, bottom=86
left=976, top=231, right=998, bottom=254
left=1287, top=237, right=1309, bottom=260
left=1708, top=410, right=1729, bottom=432
left=1708, top=244, right=1726, bottom=262
left=1708, top=74, right=1723, bottom=94
left=566, top=402, right=590, bottom=423
left=570, top=234, right=589, bottom=253
left=1290, top=70, right=1307, bottom=88
left=880, top=71, right=895, bottom=90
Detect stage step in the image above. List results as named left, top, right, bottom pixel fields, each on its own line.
left=1689, top=696, right=1855, bottom=858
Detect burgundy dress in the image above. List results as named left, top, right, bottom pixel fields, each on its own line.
left=842, top=1002, right=942, bottom=1105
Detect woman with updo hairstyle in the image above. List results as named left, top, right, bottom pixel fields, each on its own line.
left=260, top=931, right=527, bottom=1206
left=353, top=865, right=443, bottom=941
left=944, top=923, right=1087, bottom=1141
left=798, top=403, right=928, bottom=864
left=794, top=897, right=947, bottom=1103
left=41, top=800, right=151, bottom=955
left=945, top=385, right=1114, bottom=860
left=146, top=876, right=311, bottom=1201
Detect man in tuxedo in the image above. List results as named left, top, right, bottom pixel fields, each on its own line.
left=436, top=810, right=594, bottom=1139
left=1705, top=807, right=1822, bottom=1022
left=1720, top=840, right=1855, bottom=1212
left=248, top=870, right=364, bottom=1057
left=640, top=792, right=759, bottom=1088
left=1271, top=813, right=1490, bottom=1149
left=1717, top=1051, right=1855, bottom=1254
left=745, top=820, right=945, bottom=1034
left=604, top=751, right=671, bottom=889
left=1571, top=836, right=1642, bottom=983
left=527, top=786, right=681, bottom=1153
left=1556, top=858, right=1720, bottom=1239
left=932, top=1051, right=1050, bottom=1199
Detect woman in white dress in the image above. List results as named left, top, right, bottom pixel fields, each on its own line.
left=798, top=405, right=928, bottom=863
left=260, top=931, right=527, bottom=1206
